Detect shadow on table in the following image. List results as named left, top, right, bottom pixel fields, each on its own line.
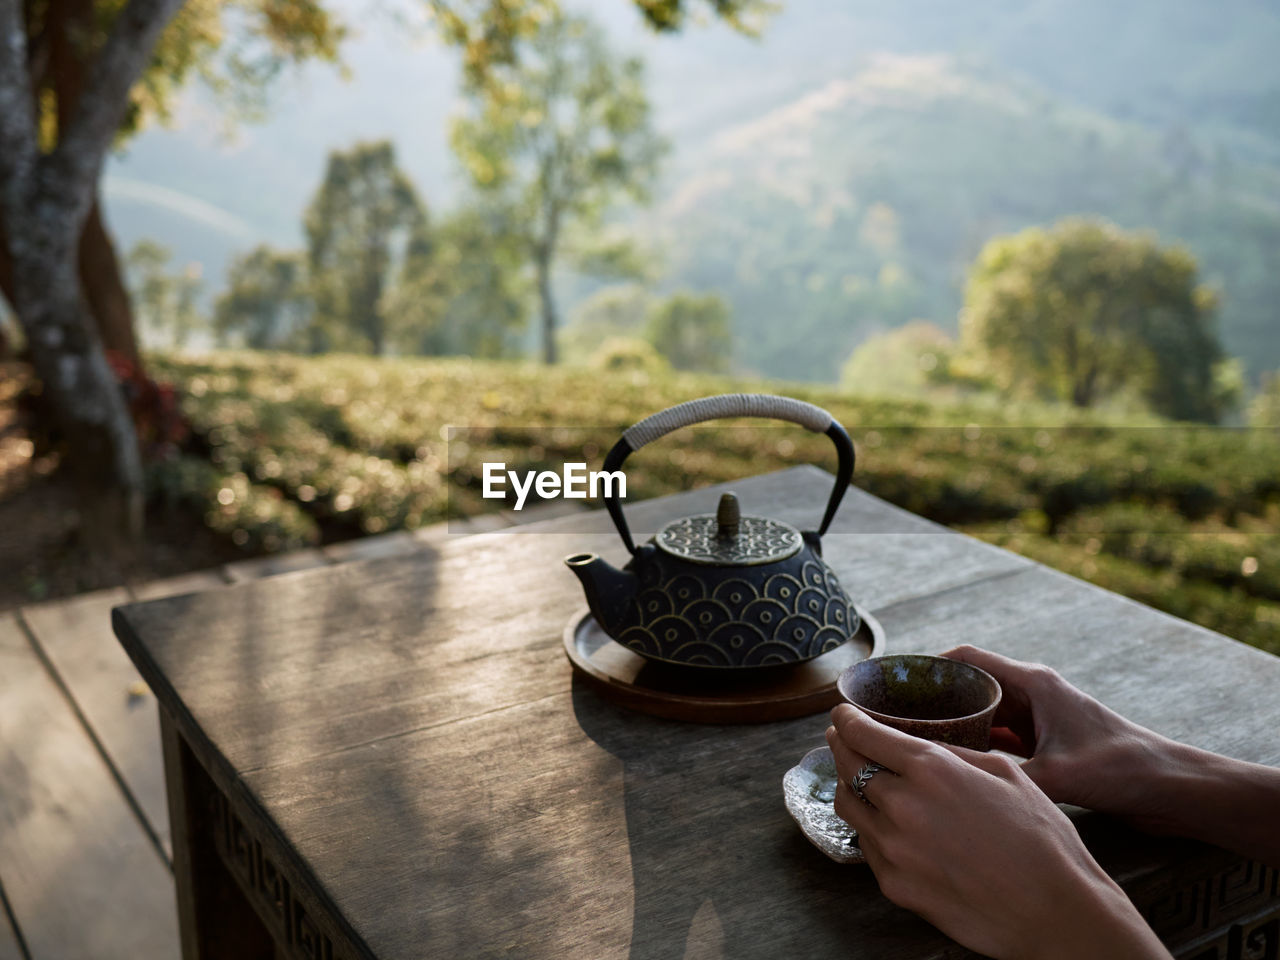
left=570, top=680, right=949, bottom=960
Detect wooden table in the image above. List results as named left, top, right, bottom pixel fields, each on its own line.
left=112, top=466, right=1280, bottom=960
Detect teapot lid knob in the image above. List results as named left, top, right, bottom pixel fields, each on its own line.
left=716, top=492, right=740, bottom=540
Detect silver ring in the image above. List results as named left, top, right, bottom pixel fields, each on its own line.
left=852, top=762, right=886, bottom=805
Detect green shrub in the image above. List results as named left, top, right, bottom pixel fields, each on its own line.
left=148, top=455, right=320, bottom=552
left=590, top=337, right=672, bottom=376
left=146, top=350, right=1279, bottom=655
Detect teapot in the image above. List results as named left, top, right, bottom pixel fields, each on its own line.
left=565, top=394, right=859, bottom=669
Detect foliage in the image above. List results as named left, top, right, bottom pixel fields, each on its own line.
left=19, top=0, right=344, bottom=151
left=106, top=350, right=190, bottom=459
left=127, top=0, right=345, bottom=134
left=126, top=240, right=206, bottom=349
left=560, top=283, right=651, bottom=362
left=841, top=322, right=955, bottom=398
left=304, top=141, right=432, bottom=356
left=1052, top=503, right=1280, bottom=603
left=1251, top=373, right=1280, bottom=428
left=590, top=336, right=671, bottom=375
left=650, top=56, right=1280, bottom=384
left=976, top=529, right=1280, bottom=655
left=219, top=185, right=528, bottom=360
left=148, top=455, right=320, bottom=552
left=562, top=284, right=731, bottom=372
left=393, top=202, right=529, bottom=358
left=566, top=227, right=657, bottom=283
left=961, top=218, right=1228, bottom=421
left=428, top=0, right=771, bottom=89
left=147, top=351, right=1280, bottom=655
left=644, top=290, right=732, bottom=372
left=214, top=245, right=311, bottom=350
left=451, top=9, right=667, bottom=362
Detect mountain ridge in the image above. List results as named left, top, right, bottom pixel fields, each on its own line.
left=101, top=1, right=1280, bottom=380
left=646, top=53, right=1280, bottom=381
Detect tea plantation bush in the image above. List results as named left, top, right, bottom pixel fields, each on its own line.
left=147, top=352, right=1280, bottom=654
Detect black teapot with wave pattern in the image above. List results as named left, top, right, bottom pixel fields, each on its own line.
left=565, top=394, right=859, bottom=669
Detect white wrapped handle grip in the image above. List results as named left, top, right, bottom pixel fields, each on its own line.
left=622, top=393, right=833, bottom=450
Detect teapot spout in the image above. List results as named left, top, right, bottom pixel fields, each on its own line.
left=565, top=552, right=636, bottom=634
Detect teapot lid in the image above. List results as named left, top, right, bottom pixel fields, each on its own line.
left=655, top=492, right=803, bottom=567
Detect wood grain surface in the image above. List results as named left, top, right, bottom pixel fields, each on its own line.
left=563, top=602, right=886, bottom=722
left=113, top=466, right=1280, bottom=960
left=0, top=614, right=180, bottom=960
left=223, top=548, right=328, bottom=583
left=131, top=569, right=230, bottom=603
left=0, top=904, right=21, bottom=960
left=22, top=588, right=172, bottom=858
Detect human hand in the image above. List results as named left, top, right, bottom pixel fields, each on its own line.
left=942, top=645, right=1280, bottom=867
left=941, top=645, right=1183, bottom=833
left=826, top=704, right=1171, bottom=960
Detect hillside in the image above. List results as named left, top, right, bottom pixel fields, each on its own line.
left=650, top=54, right=1280, bottom=382
left=101, top=0, right=1280, bottom=378
left=111, top=351, right=1280, bottom=656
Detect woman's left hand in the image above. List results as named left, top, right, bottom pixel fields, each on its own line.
left=826, top=703, right=1171, bottom=960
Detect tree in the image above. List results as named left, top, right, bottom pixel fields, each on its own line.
left=1250, top=373, right=1280, bottom=429
left=0, top=0, right=343, bottom=542
left=390, top=201, right=529, bottom=358
left=840, top=321, right=955, bottom=397
left=2, top=0, right=757, bottom=370
left=451, top=9, right=666, bottom=364
left=0, top=0, right=758, bottom=541
left=127, top=240, right=204, bottom=349
left=559, top=282, right=651, bottom=362
left=0, top=0, right=189, bottom=540
left=0, top=0, right=344, bottom=368
left=960, top=218, right=1229, bottom=422
left=589, top=336, right=670, bottom=375
left=431, top=0, right=770, bottom=89
left=214, top=245, right=311, bottom=350
left=304, top=140, right=431, bottom=355
left=645, top=290, right=732, bottom=372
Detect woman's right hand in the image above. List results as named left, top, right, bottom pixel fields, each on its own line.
left=943, top=645, right=1280, bottom=867
left=940, top=645, right=1183, bottom=834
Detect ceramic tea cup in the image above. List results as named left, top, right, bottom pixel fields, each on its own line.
left=836, top=654, right=1001, bottom=750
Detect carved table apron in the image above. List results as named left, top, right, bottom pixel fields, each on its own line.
left=113, top=467, right=1280, bottom=960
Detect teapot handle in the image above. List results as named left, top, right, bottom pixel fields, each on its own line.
left=600, top=394, right=855, bottom=555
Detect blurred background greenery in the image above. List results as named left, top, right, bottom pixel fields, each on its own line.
left=1, top=0, right=1278, bottom=654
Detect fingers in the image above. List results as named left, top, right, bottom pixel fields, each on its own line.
left=940, top=643, right=1022, bottom=671
left=825, top=726, right=878, bottom=803
left=826, top=726, right=875, bottom=825
left=941, top=645, right=1040, bottom=748
left=941, top=645, right=1054, bottom=697
left=825, top=724, right=862, bottom=779
left=830, top=702, right=930, bottom=773
left=832, top=773, right=874, bottom=833
left=830, top=777, right=889, bottom=871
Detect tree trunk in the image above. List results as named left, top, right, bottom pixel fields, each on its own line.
left=536, top=248, right=557, bottom=364
left=0, top=216, right=11, bottom=356
left=49, top=0, right=143, bottom=368
left=0, top=214, right=11, bottom=310
left=14, top=217, right=144, bottom=544
left=0, top=0, right=187, bottom=546
left=80, top=197, right=141, bottom=365
left=1072, top=363, right=1099, bottom=408
left=0, top=192, right=138, bottom=365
